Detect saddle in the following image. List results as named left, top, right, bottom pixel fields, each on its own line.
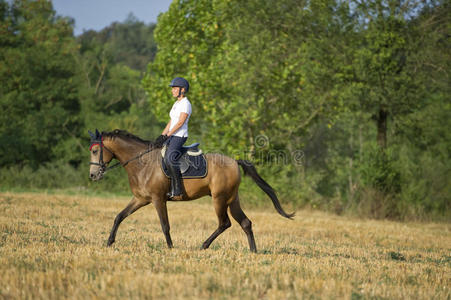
left=161, top=143, right=208, bottom=178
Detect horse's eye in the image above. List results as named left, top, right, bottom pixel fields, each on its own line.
left=93, top=150, right=98, bottom=155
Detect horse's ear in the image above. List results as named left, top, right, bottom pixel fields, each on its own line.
left=95, top=129, right=100, bottom=138
left=88, top=130, right=96, bottom=139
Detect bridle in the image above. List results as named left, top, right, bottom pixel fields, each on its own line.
left=89, top=136, right=119, bottom=174
left=89, top=133, right=154, bottom=175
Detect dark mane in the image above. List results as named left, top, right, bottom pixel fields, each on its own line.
left=102, top=129, right=160, bottom=148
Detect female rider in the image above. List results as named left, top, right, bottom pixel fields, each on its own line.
left=156, top=77, right=192, bottom=200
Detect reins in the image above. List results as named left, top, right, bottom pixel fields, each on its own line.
left=106, top=147, right=154, bottom=172
left=89, top=134, right=154, bottom=174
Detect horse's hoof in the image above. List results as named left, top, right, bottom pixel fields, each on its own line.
left=167, top=194, right=184, bottom=201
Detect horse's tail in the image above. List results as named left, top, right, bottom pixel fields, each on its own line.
left=237, top=159, right=295, bottom=219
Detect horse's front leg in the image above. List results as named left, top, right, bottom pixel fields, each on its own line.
left=107, top=196, right=150, bottom=246
left=153, top=198, right=173, bottom=248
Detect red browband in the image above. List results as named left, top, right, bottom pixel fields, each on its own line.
left=89, top=143, right=102, bottom=151
left=89, top=137, right=104, bottom=151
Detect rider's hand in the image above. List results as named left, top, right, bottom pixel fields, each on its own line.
left=154, top=134, right=168, bottom=147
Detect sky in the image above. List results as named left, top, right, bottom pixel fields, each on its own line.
left=52, top=0, right=173, bottom=36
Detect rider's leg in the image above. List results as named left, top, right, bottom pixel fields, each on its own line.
left=164, top=136, right=187, bottom=200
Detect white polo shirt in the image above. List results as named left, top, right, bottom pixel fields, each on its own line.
left=169, top=97, right=192, bottom=137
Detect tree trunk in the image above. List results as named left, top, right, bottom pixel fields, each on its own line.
left=377, top=107, right=388, bottom=149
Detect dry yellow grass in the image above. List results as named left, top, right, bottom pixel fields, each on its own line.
left=0, top=192, right=449, bottom=299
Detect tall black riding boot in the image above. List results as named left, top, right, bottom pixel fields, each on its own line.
left=166, top=163, right=184, bottom=200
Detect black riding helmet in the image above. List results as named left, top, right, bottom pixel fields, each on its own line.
left=169, top=77, right=189, bottom=96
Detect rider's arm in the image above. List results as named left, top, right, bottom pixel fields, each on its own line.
left=167, top=112, right=189, bottom=137
left=162, top=121, right=171, bottom=135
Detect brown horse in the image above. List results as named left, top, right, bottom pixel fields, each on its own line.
left=88, top=129, right=294, bottom=253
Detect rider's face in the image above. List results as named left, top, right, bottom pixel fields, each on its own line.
left=171, top=87, right=184, bottom=98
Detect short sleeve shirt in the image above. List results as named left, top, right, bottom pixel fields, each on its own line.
left=169, top=97, right=192, bottom=137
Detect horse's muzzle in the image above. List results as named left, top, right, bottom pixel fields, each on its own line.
left=90, top=170, right=104, bottom=181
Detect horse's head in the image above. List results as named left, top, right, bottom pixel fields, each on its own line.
left=88, top=129, right=115, bottom=181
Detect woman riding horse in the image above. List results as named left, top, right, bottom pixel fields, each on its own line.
left=155, top=77, right=192, bottom=201
left=88, top=78, right=294, bottom=252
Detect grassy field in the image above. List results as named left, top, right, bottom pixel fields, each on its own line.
left=0, top=192, right=449, bottom=299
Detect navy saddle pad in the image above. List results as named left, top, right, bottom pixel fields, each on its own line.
left=161, top=143, right=208, bottom=179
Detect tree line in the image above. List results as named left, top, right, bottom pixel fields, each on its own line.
left=0, top=0, right=449, bottom=220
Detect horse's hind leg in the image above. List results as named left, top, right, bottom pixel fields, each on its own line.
left=201, top=196, right=231, bottom=250
left=229, top=195, right=257, bottom=253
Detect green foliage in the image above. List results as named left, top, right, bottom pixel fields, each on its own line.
left=0, top=163, right=84, bottom=190
left=141, top=0, right=451, bottom=220
left=0, top=0, right=449, bottom=221
left=76, top=15, right=161, bottom=141
left=143, top=0, right=351, bottom=156
left=0, top=0, right=80, bottom=167
left=0, top=1, right=161, bottom=192
left=0, top=162, right=131, bottom=195
left=78, top=13, right=157, bottom=71
left=357, top=144, right=401, bottom=194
